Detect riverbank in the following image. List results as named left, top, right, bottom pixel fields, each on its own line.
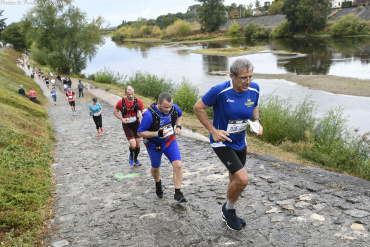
left=256, top=73, right=370, bottom=98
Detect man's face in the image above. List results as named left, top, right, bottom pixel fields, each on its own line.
left=157, top=99, right=173, bottom=115
left=230, top=68, right=254, bottom=93
left=126, top=89, right=134, bottom=101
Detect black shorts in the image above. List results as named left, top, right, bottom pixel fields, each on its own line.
left=69, top=101, right=75, bottom=107
left=213, top=146, right=247, bottom=175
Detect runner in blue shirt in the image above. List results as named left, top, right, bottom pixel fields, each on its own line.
left=50, top=86, right=57, bottom=105
left=194, top=58, right=263, bottom=231
left=138, top=92, right=187, bottom=203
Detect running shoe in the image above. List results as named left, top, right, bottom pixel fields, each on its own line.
left=134, top=159, right=142, bottom=166
left=73, top=112, right=75, bottom=116
left=100, top=127, right=104, bottom=132
left=222, top=212, right=246, bottom=227
left=156, top=183, right=163, bottom=198
left=74, top=109, right=76, bottom=112
left=221, top=203, right=242, bottom=231
left=174, top=191, right=187, bottom=203
left=97, top=132, right=100, bottom=137
left=129, top=154, right=135, bottom=166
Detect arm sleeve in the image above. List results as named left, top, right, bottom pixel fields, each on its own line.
left=138, top=99, right=144, bottom=111
left=173, top=104, right=182, bottom=117
left=115, top=99, right=122, bottom=111
left=201, top=85, right=222, bottom=107
left=137, top=111, right=153, bottom=133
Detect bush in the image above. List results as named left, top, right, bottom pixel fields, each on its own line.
left=173, top=78, right=199, bottom=112
left=342, top=1, right=352, bottom=8
left=244, top=23, right=269, bottom=40
left=330, top=14, right=369, bottom=37
left=228, top=20, right=241, bottom=38
left=164, top=20, right=192, bottom=38
left=152, top=25, right=162, bottom=37
left=95, top=67, right=126, bottom=84
left=128, top=71, right=175, bottom=100
left=258, top=96, right=370, bottom=180
left=269, top=20, right=293, bottom=38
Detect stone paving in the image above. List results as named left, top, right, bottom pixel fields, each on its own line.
left=26, top=67, right=370, bottom=247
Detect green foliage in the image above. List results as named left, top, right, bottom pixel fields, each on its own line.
left=342, top=1, right=353, bottom=7
left=1, top=22, right=27, bottom=50
left=267, top=0, right=284, bottom=15
left=330, top=14, right=369, bottom=37
left=26, top=0, right=104, bottom=74
left=0, top=49, right=54, bottom=246
left=228, top=20, right=241, bottom=37
left=282, top=0, right=332, bottom=33
left=164, top=20, right=192, bottom=37
left=173, top=78, right=199, bottom=112
left=258, top=96, right=370, bottom=180
left=269, top=20, right=294, bottom=38
left=244, top=22, right=270, bottom=40
left=0, top=9, right=6, bottom=32
left=95, top=67, right=126, bottom=84
left=197, top=0, right=227, bottom=32
left=128, top=71, right=175, bottom=100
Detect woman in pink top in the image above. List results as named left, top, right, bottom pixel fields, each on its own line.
left=28, top=90, right=37, bottom=103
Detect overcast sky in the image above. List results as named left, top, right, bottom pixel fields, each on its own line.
left=1, top=0, right=257, bottom=27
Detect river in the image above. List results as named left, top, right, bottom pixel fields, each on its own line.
left=83, top=37, right=370, bottom=135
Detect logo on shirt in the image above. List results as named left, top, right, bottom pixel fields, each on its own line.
left=245, top=99, right=254, bottom=107
left=227, top=161, right=232, bottom=166
left=227, top=99, right=235, bottom=103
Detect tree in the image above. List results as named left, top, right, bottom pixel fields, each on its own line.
left=26, top=0, right=104, bottom=74
left=268, top=0, right=284, bottom=14
left=0, top=10, right=6, bottom=40
left=197, top=0, right=227, bottom=32
left=255, top=0, right=261, bottom=10
left=1, top=22, right=27, bottom=50
left=282, top=0, right=332, bottom=33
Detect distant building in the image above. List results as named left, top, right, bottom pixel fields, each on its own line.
left=230, top=9, right=239, bottom=18
left=332, top=0, right=346, bottom=8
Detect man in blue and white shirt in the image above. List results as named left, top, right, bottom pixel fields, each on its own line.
left=194, top=58, right=263, bottom=231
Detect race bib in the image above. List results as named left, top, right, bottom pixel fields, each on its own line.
left=127, top=116, right=137, bottom=123
left=93, top=112, right=100, bottom=116
left=160, top=124, right=174, bottom=139
left=226, top=119, right=248, bottom=134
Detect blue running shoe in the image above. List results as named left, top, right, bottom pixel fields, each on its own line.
left=73, top=112, right=75, bottom=116
left=135, top=159, right=142, bottom=166
left=221, top=203, right=242, bottom=231
left=129, top=154, right=134, bottom=166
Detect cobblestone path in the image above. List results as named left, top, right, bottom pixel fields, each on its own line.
left=29, top=70, right=370, bottom=247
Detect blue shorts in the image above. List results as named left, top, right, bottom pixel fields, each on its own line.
left=146, top=139, right=181, bottom=168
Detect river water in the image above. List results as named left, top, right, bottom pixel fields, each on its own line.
left=83, top=37, right=370, bottom=135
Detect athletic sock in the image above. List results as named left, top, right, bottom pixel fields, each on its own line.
left=129, top=147, right=135, bottom=158
left=134, top=147, right=140, bottom=160
left=175, top=188, right=181, bottom=194
left=225, top=201, right=235, bottom=210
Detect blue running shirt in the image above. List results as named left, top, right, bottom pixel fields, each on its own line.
left=138, top=104, right=182, bottom=144
left=202, top=80, right=260, bottom=150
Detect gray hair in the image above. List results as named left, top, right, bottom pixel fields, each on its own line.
left=230, top=58, right=254, bottom=77
left=158, top=92, right=172, bottom=104
left=125, top=85, right=134, bottom=93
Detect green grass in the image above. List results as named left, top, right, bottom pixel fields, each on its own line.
left=0, top=48, right=55, bottom=246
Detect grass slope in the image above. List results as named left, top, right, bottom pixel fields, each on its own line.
left=0, top=49, right=54, bottom=246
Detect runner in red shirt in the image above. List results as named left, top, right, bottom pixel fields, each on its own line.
left=65, top=87, right=76, bottom=116
left=113, top=86, right=144, bottom=166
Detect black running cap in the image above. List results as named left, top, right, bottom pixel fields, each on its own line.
left=93, top=98, right=97, bottom=102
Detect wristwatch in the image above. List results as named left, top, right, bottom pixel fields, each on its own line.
left=253, top=118, right=261, bottom=123
left=176, top=126, right=182, bottom=130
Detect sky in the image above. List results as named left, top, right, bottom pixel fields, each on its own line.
left=1, top=0, right=257, bottom=27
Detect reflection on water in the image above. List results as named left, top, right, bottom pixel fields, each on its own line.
left=83, top=37, right=370, bottom=134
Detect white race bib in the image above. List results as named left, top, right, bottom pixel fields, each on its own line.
left=127, top=116, right=137, bottom=123
left=94, top=112, right=100, bottom=116
left=226, top=119, right=248, bottom=134
left=160, top=124, right=174, bottom=139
